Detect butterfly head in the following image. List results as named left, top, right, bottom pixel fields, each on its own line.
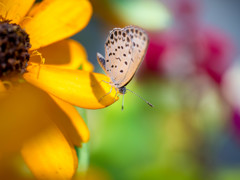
left=118, top=86, right=126, bottom=94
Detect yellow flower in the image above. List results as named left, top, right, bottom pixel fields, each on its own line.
left=0, top=0, right=118, bottom=179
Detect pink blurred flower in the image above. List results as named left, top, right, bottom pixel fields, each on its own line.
left=232, top=109, right=240, bottom=137
left=195, top=29, right=234, bottom=84
left=144, top=32, right=170, bottom=74
left=142, top=0, right=235, bottom=84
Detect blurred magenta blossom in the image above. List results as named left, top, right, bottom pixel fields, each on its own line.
left=195, top=29, right=234, bottom=84
left=232, top=109, right=240, bottom=138
left=143, top=0, right=235, bottom=84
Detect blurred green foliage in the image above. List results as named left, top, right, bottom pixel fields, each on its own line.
left=86, top=78, right=229, bottom=180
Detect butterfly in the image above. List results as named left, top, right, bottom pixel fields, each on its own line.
left=97, top=25, right=153, bottom=109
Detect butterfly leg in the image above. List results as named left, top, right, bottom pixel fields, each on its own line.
left=100, top=80, right=111, bottom=85
left=98, top=86, right=113, bottom=102
left=91, top=80, right=110, bottom=88
left=113, top=88, right=119, bottom=103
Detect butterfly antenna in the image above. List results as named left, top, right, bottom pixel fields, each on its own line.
left=126, top=89, right=153, bottom=107
left=122, top=94, right=125, bottom=111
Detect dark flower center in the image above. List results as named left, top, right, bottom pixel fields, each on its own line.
left=0, top=20, right=31, bottom=78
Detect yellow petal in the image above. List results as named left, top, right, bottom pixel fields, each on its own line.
left=24, top=63, right=118, bottom=109
left=50, top=95, right=90, bottom=145
left=0, top=0, right=34, bottom=23
left=29, top=39, right=93, bottom=71
left=21, top=123, right=78, bottom=180
left=0, top=82, right=88, bottom=157
left=0, top=83, right=52, bottom=157
left=0, top=80, right=6, bottom=92
left=0, top=154, right=34, bottom=179
left=22, top=0, right=92, bottom=50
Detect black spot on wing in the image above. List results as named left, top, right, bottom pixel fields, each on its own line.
left=116, top=57, right=121, bottom=61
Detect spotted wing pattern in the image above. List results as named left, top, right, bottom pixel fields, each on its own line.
left=98, top=26, right=148, bottom=88
left=120, top=26, right=149, bottom=86
left=103, top=28, right=133, bottom=87
left=96, top=52, right=106, bottom=73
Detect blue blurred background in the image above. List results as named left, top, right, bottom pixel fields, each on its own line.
left=74, top=0, right=240, bottom=179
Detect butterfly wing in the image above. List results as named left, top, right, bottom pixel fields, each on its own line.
left=118, top=26, right=149, bottom=86
left=97, top=52, right=107, bottom=73
left=104, top=28, right=133, bottom=88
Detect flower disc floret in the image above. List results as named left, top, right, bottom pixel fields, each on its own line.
left=0, top=20, right=31, bottom=77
